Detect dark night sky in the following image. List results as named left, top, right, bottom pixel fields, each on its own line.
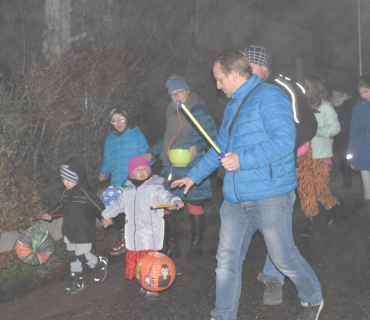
left=256, top=0, right=359, bottom=35
left=251, top=0, right=369, bottom=84
left=0, top=0, right=368, bottom=84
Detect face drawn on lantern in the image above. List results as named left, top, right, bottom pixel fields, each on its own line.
left=136, top=252, right=176, bottom=292
left=158, top=264, right=171, bottom=288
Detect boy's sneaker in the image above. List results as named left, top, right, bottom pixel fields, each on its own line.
left=263, top=276, right=283, bottom=305
left=297, top=300, right=324, bottom=320
left=91, top=256, right=109, bottom=282
left=65, top=272, right=84, bottom=295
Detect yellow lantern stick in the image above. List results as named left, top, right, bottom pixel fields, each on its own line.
left=150, top=204, right=179, bottom=210
left=179, top=101, right=225, bottom=158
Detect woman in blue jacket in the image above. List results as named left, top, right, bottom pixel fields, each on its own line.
left=347, top=75, right=370, bottom=239
left=144, top=76, right=217, bottom=261
left=99, top=104, right=153, bottom=255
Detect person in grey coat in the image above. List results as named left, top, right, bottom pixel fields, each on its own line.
left=144, top=75, right=217, bottom=262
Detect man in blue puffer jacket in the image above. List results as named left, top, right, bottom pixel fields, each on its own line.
left=171, top=50, right=323, bottom=320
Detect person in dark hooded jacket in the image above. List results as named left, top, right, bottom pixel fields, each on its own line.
left=43, top=157, right=108, bottom=295
left=331, top=79, right=355, bottom=188
left=244, top=45, right=319, bottom=306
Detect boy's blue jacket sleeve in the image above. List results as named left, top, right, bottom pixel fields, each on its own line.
left=99, top=138, right=112, bottom=177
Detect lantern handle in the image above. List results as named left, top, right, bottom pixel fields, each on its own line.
left=30, top=214, right=64, bottom=225
left=150, top=203, right=179, bottom=210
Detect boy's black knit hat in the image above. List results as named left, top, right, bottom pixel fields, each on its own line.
left=331, top=79, right=346, bottom=93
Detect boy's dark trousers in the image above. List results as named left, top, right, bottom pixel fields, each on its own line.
left=110, top=212, right=127, bottom=255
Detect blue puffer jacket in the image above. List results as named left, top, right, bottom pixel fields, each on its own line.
left=347, top=98, right=370, bottom=171
left=147, top=100, right=217, bottom=200
left=99, top=126, right=153, bottom=187
left=188, top=74, right=297, bottom=203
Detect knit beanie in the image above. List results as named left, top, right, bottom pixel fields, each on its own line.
left=60, top=165, right=79, bottom=184
left=244, top=45, right=269, bottom=67
left=128, top=156, right=152, bottom=178
left=165, top=75, right=189, bottom=94
left=331, top=80, right=346, bottom=93
left=109, top=103, right=128, bottom=118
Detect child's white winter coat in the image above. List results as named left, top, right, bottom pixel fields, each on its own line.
left=102, top=175, right=180, bottom=251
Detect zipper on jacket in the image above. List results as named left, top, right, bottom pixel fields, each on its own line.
left=231, top=140, right=241, bottom=202
left=133, top=190, right=137, bottom=251
left=269, top=164, right=274, bottom=181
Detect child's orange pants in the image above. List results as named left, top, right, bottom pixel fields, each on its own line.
left=297, top=144, right=339, bottom=218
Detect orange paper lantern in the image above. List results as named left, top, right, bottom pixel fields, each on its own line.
left=136, top=252, right=176, bottom=292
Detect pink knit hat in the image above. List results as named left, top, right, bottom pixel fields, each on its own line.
left=128, top=156, right=152, bottom=178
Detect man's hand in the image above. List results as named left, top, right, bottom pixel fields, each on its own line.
left=170, top=177, right=195, bottom=195
left=99, top=173, right=107, bottom=182
left=102, top=218, right=113, bottom=229
left=221, top=152, right=240, bottom=171
left=143, top=153, right=153, bottom=162
left=189, top=145, right=198, bottom=161
left=42, top=214, right=52, bottom=221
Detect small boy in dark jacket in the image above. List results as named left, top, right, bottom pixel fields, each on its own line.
left=43, top=157, right=108, bottom=295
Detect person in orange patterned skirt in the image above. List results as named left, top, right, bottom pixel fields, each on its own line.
left=299, top=75, right=341, bottom=237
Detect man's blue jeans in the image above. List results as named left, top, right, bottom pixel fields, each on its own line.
left=210, top=191, right=322, bottom=320
left=263, top=254, right=285, bottom=284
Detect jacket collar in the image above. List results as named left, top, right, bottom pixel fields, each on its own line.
left=125, top=175, right=164, bottom=188
left=230, top=74, right=262, bottom=104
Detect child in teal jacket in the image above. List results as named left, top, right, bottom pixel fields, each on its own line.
left=99, top=104, right=154, bottom=255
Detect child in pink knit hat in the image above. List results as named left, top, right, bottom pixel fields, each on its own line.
left=101, top=155, right=183, bottom=298
left=127, top=155, right=152, bottom=179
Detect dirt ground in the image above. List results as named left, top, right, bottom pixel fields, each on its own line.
left=0, top=163, right=369, bottom=320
